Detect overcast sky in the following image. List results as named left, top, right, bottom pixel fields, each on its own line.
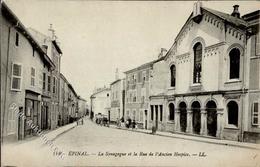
left=4, top=0, right=259, bottom=102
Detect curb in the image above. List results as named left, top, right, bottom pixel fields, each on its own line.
left=50, top=123, right=77, bottom=142
left=110, top=125, right=260, bottom=150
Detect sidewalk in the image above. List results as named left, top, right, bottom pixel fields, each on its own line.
left=3, top=121, right=77, bottom=149
left=109, top=123, right=260, bottom=150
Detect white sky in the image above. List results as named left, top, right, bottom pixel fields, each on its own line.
left=4, top=0, right=260, bottom=102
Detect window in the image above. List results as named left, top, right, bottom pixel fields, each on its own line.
left=53, top=77, right=56, bottom=93
left=107, top=93, right=109, bottom=97
left=133, top=96, right=136, bottom=102
left=160, top=105, right=163, bottom=122
left=31, top=67, right=36, bottom=86
left=11, top=63, right=22, bottom=91
left=151, top=105, right=154, bottom=120
left=252, top=102, right=259, bottom=125
left=140, top=110, right=143, bottom=121
left=15, top=32, right=19, bottom=46
left=141, top=96, right=145, bottom=103
left=133, top=74, right=137, bottom=84
left=142, top=71, right=146, bottom=82
left=133, top=110, right=136, bottom=120
left=229, top=48, right=240, bottom=79
left=47, top=76, right=51, bottom=92
left=170, top=65, right=176, bottom=87
left=193, top=42, right=202, bottom=83
left=227, top=101, right=239, bottom=126
left=43, top=73, right=46, bottom=90
left=169, top=103, right=175, bottom=120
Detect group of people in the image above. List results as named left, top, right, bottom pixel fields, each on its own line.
left=118, top=117, right=137, bottom=129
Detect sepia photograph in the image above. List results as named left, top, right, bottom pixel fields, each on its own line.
left=1, top=0, right=260, bottom=166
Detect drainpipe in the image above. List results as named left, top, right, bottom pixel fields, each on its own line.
left=240, top=32, right=248, bottom=142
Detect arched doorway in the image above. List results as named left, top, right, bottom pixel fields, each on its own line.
left=206, top=101, right=217, bottom=137
left=179, top=102, right=187, bottom=132
left=192, top=101, right=201, bottom=134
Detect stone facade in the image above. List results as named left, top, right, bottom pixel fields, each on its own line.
left=110, top=79, right=125, bottom=123
left=148, top=3, right=260, bottom=143
left=90, top=88, right=111, bottom=121
left=1, top=3, right=55, bottom=141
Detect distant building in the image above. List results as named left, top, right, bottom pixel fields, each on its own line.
left=68, top=84, right=78, bottom=123
left=90, top=87, right=111, bottom=121
left=29, top=26, right=63, bottom=130
left=77, top=96, right=87, bottom=118
left=1, top=2, right=55, bottom=141
left=110, top=69, right=125, bottom=123
left=124, top=53, right=165, bottom=129
left=59, top=73, right=70, bottom=126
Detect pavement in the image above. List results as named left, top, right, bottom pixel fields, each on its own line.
left=2, top=121, right=77, bottom=151
left=109, top=122, right=260, bottom=150
left=2, top=118, right=260, bottom=167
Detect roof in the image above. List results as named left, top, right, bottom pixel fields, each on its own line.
left=77, top=96, right=87, bottom=101
left=202, top=7, right=248, bottom=28
left=90, top=88, right=110, bottom=98
left=124, top=56, right=165, bottom=74
left=2, top=2, right=55, bottom=68
left=68, top=83, right=77, bottom=96
left=60, top=73, right=69, bottom=84
left=52, top=40, right=63, bottom=54
left=110, top=79, right=121, bottom=86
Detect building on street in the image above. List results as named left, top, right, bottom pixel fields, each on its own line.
left=90, top=87, right=111, bottom=121
left=29, top=26, right=63, bottom=130
left=124, top=49, right=166, bottom=129
left=148, top=2, right=260, bottom=143
left=1, top=2, right=55, bottom=141
left=68, top=84, right=78, bottom=123
left=110, top=69, right=125, bottom=123
left=77, top=96, right=87, bottom=118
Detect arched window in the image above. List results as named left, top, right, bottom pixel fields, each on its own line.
left=169, top=103, right=175, bottom=120
left=170, top=65, right=176, bottom=87
left=193, top=43, right=202, bottom=83
left=227, top=101, right=239, bottom=126
left=229, top=48, right=240, bottom=79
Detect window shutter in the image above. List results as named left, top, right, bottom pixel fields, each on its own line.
left=146, top=69, right=149, bottom=81
left=11, top=63, right=22, bottom=90
left=256, top=33, right=260, bottom=56
left=138, top=71, right=141, bottom=83
left=252, top=102, right=259, bottom=125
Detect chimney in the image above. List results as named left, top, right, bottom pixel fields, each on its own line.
left=231, top=5, right=240, bottom=18
left=193, top=1, right=202, bottom=17
left=48, top=24, right=56, bottom=40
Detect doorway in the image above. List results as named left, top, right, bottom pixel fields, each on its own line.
left=206, top=101, right=217, bottom=137
left=179, top=102, right=187, bottom=132
left=192, top=101, right=201, bottom=134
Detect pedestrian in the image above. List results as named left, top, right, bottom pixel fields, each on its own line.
left=120, top=117, right=124, bottom=127
left=132, top=120, right=136, bottom=130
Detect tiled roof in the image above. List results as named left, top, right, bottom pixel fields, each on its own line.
left=202, top=7, right=248, bottom=28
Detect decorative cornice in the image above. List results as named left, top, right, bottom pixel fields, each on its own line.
left=205, top=42, right=226, bottom=51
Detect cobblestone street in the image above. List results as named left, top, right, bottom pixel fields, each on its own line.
left=3, top=118, right=259, bottom=166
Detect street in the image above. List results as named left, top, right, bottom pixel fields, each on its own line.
left=3, top=118, right=260, bottom=167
